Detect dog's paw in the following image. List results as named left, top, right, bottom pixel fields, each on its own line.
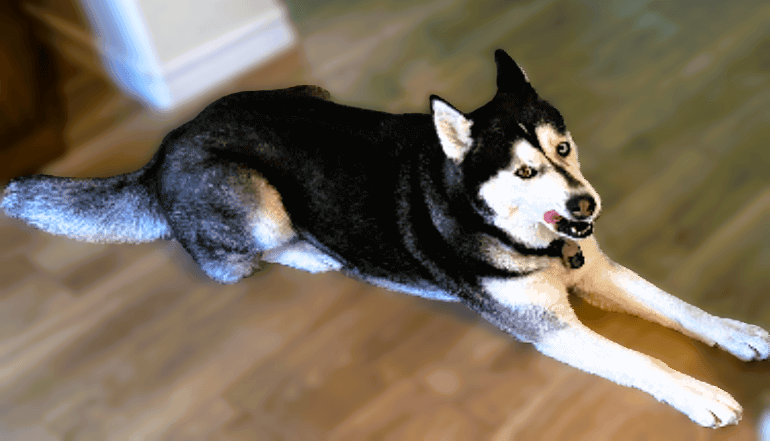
left=663, top=373, right=742, bottom=428
left=708, top=317, right=770, bottom=361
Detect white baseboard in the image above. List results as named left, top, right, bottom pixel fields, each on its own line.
left=163, top=10, right=296, bottom=110
left=80, top=0, right=296, bottom=112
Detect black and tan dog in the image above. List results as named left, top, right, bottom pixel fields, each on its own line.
left=3, top=49, right=767, bottom=427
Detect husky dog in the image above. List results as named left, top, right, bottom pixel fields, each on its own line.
left=2, top=50, right=767, bottom=428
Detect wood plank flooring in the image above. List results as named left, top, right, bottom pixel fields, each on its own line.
left=1, top=0, right=768, bottom=439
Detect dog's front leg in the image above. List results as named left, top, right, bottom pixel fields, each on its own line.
left=572, top=237, right=770, bottom=362
left=477, top=275, right=742, bottom=427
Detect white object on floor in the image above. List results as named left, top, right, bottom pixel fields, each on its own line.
left=759, top=406, right=770, bottom=441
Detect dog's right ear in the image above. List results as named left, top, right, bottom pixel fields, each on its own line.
left=494, top=49, right=531, bottom=94
left=431, top=95, right=473, bottom=163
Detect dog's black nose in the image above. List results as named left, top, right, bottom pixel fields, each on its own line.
left=566, top=194, right=596, bottom=220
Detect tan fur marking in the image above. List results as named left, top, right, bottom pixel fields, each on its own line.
left=532, top=124, right=603, bottom=218
left=535, top=125, right=571, bottom=161
left=255, top=178, right=291, bottom=227
left=240, top=170, right=296, bottom=250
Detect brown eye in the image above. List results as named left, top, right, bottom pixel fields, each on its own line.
left=556, top=142, right=571, bottom=157
left=515, top=165, right=537, bottom=179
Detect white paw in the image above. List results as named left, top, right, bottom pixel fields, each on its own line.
left=708, top=317, right=770, bottom=361
left=662, top=373, right=742, bottom=428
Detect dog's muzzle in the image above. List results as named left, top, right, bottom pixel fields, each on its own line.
left=544, top=210, right=595, bottom=239
left=557, top=194, right=597, bottom=239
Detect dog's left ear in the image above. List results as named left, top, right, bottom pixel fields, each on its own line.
left=494, top=49, right=532, bottom=94
left=431, top=95, right=473, bottom=163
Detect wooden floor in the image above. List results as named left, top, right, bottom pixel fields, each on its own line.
left=2, top=0, right=769, bottom=439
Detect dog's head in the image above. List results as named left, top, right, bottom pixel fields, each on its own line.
left=431, top=49, right=601, bottom=248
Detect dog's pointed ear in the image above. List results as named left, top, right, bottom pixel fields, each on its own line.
left=431, top=95, right=473, bottom=163
left=494, top=49, right=531, bottom=93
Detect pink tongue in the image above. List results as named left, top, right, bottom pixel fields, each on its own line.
left=544, top=210, right=561, bottom=224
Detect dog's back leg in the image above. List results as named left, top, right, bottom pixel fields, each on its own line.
left=478, top=275, right=743, bottom=428
left=161, top=162, right=295, bottom=284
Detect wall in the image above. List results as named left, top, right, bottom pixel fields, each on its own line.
left=137, top=0, right=279, bottom=63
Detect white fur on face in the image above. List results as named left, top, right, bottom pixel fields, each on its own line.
left=477, top=124, right=604, bottom=247
left=479, top=139, right=572, bottom=247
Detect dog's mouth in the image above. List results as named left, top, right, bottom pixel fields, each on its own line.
left=544, top=210, right=594, bottom=239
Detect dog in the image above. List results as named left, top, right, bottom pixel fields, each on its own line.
left=2, top=49, right=768, bottom=428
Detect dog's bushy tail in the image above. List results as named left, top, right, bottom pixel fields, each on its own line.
left=1, top=163, right=171, bottom=244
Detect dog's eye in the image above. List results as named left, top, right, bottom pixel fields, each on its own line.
left=556, top=142, right=571, bottom=157
left=515, top=165, right=537, bottom=179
